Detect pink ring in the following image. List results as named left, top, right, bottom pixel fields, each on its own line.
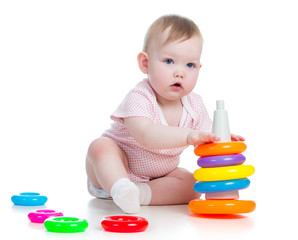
left=28, top=210, right=63, bottom=223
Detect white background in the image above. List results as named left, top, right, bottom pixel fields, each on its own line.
left=1, top=0, right=298, bottom=239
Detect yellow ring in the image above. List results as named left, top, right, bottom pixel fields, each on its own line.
left=188, top=199, right=256, bottom=214
left=194, top=142, right=247, bottom=157
left=194, top=165, right=255, bottom=181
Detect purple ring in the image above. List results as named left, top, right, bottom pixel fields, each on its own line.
left=197, top=154, right=246, bottom=168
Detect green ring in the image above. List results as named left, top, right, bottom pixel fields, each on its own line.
left=44, top=217, right=88, bottom=233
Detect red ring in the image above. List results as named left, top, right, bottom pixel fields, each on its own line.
left=101, top=215, right=148, bottom=233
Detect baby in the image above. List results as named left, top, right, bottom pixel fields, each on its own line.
left=85, top=15, right=244, bottom=213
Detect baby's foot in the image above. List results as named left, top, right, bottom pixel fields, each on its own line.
left=110, top=178, right=140, bottom=213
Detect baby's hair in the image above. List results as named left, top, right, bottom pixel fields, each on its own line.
left=143, top=14, right=202, bottom=52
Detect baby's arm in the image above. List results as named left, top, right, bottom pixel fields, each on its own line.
left=124, top=117, right=219, bottom=149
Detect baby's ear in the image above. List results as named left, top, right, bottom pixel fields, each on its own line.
left=137, top=52, right=149, bottom=74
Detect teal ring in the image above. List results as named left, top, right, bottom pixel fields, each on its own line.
left=11, top=192, right=47, bottom=206
left=194, top=178, right=251, bottom=193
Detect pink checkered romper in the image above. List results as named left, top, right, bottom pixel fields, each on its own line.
left=102, top=79, right=212, bottom=183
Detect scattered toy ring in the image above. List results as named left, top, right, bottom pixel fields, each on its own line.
left=194, top=165, right=255, bottom=181
left=28, top=210, right=63, bottom=223
left=197, top=154, right=246, bottom=168
left=44, top=217, right=88, bottom=233
left=11, top=192, right=48, bottom=206
left=188, top=199, right=256, bottom=214
left=101, top=215, right=149, bottom=233
left=194, top=142, right=247, bottom=157
left=194, top=178, right=250, bottom=193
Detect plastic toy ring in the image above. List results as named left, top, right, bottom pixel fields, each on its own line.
left=194, top=178, right=250, bottom=193
left=188, top=199, right=256, bottom=214
left=28, top=210, right=63, bottom=223
left=194, top=142, right=247, bottom=157
left=44, top=217, right=88, bottom=233
left=101, top=215, right=149, bottom=233
left=11, top=192, right=48, bottom=206
left=194, top=165, right=255, bottom=181
left=197, top=154, right=246, bottom=168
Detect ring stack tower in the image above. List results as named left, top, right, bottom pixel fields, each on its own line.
left=188, top=100, right=256, bottom=214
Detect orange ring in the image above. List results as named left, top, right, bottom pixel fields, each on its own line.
left=194, top=142, right=247, bottom=157
left=188, top=199, right=256, bottom=214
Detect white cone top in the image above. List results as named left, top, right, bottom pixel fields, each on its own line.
left=216, top=99, right=225, bottom=110
left=212, top=100, right=231, bottom=143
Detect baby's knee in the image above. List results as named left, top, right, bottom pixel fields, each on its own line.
left=177, top=168, right=196, bottom=183
left=173, top=168, right=200, bottom=200
left=169, top=168, right=197, bottom=186
left=184, top=172, right=197, bottom=187
left=87, top=137, right=115, bottom=161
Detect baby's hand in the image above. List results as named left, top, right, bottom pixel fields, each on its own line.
left=187, top=132, right=245, bottom=146
left=231, top=134, right=245, bottom=142
left=187, top=131, right=220, bottom=146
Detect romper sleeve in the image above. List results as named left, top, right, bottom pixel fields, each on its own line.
left=111, top=81, right=157, bottom=123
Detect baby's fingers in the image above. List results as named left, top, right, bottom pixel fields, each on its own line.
left=200, top=133, right=220, bottom=143
left=231, top=134, right=245, bottom=141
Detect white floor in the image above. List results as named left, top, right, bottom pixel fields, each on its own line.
left=3, top=182, right=296, bottom=240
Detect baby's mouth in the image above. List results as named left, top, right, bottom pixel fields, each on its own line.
left=171, top=83, right=182, bottom=87
left=170, top=82, right=182, bottom=90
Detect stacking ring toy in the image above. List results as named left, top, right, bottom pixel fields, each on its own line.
left=194, top=178, right=250, bottom=193
left=28, top=210, right=63, bottom=223
left=101, top=216, right=149, bottom=233
left=44, top=217, right=88, bottom=233
left=194, top=165, right=255, bottom=181
left=197, top=154, right=246, bottom=168
left=189, top=199, right=256, bottom=214
left=11, top=192, right=48, bottom=206
left=194, top=142, right=247, bottom=157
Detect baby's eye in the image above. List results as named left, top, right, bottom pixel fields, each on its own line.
left=187, top=63, right=195, bottom=68
left=164, top=59, right=174, bottom=64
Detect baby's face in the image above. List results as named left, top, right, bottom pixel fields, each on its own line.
left=146, top=30, right=203, bottom=105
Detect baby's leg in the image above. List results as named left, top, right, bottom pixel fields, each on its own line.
left=85, top=137, right=140, bottom=213
left=147, top=167, right=200, bottom=205
left=86, top=137, right=129, bottom=192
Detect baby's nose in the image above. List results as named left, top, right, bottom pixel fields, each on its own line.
left=174, top=71, right=184, bottom=79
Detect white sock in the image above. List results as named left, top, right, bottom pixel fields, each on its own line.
left=136, top=183, right=152, bottom=205
left=110, top=178, right=140, bottom=213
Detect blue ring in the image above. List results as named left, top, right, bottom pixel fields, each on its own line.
left=194, top=178, right=250, bottom=193
left=197, top=154, right=246, bottom=168
left=11, top=192, right=48, bottom=206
